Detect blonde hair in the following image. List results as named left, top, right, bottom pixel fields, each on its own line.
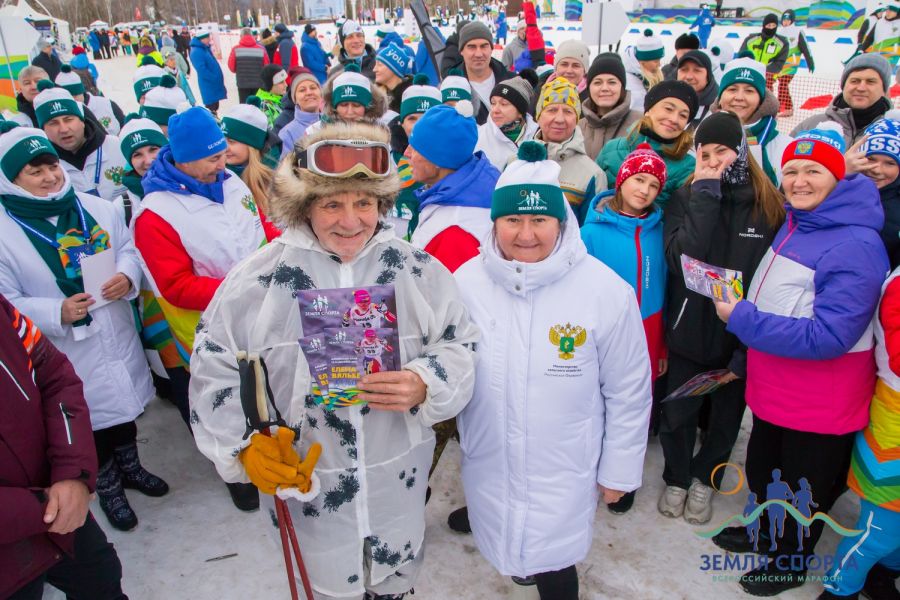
left=629, top=115, right=693, bottom=161
left=241, top=147, right=274, bottom=215
left=640, top=64, right=664, bottom=89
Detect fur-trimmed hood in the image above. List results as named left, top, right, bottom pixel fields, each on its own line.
left=269, top=121, right=399, bottom=231
left=321, top=68, right=389, bottom=122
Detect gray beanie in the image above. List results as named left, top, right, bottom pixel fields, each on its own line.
left=491, top=76, right=535, bottom=117
left=555, top=40, right=590, bottom=69
left=459, top=22, right=493, bottom=50
left=842, top=53, right=892, bottom=94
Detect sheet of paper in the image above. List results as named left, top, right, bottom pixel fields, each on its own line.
left=80, top=249, right=117, bottom=311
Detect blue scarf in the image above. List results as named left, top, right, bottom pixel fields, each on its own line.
left=142, top=145, right=229, bottom=204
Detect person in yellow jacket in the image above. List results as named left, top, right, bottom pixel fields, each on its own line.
left=739, top=14, right=789, bottom=92
left=135, top=35, right=163, bottom=67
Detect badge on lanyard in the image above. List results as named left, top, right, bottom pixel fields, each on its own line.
left=65, top=243, right=94, bottom=271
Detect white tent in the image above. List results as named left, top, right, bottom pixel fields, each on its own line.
left=0, top=0, right=71, bottom=52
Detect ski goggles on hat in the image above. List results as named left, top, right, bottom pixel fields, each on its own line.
left=297, top=139, right=392, bottom=178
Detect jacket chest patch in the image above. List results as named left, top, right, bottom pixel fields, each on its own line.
left=545, top=322, right=588, bottom=378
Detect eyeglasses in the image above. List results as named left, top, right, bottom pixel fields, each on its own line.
left=297, top=139, right=392, bottom=178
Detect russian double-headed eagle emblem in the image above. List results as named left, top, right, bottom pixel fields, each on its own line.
left=549, top=323, right=586, bottom=360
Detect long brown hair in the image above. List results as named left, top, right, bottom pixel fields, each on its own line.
left=628, top=115, right=693, bottom=161
left=686, top=150, right=785, bottom=229
left=241, top=147, right=274, bottom=215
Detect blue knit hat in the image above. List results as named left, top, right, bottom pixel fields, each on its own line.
left=862, top=111, right=900, bottom=165
left=408, top=101, right=477, bottom=170
left=376, top=42, right=413, bottom=78
left=167, top=106, right=226, bottom=163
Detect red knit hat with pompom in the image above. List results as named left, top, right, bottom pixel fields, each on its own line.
left=616, top=143, right=667, bottom=190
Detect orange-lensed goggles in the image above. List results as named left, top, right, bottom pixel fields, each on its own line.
left=297, top=139, right=392, bottom=178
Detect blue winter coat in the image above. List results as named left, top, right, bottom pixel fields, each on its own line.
left=70, top=53, right=99, bottom=82
left=88, top=31, right=100, bottom=51
left=300, top=32, right=329, bottom=83
left=414, top=27, right=445, bottom=86
left=189, top=37, right=227, bottom=105
left=496, top=13, right=508, bottom=38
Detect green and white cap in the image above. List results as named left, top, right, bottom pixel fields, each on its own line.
left=33, top=83, right=83, bottom=128
left=139, top=75, right=188, bottom=126
left=119, top=116, right=167, bottom=166
left=440, top=68, right=472, bottom=103
left=54, top=64, right=84, bottom=96
left=635, top=29, right=664, bottom=61
left=0, top=124, right=58, bottom=182
left=718, top=56, right=767, bottom=100
left=491, top=141, right=567, bottom=222
left=331, top=63, right=372, bottom=108
left=401, top=74, right=442, bottom=120
left=376, top=22, right=395, bottom=38
left=133, top=64, right=165, bottom=101
left=220, top=98, right=269, bottom=150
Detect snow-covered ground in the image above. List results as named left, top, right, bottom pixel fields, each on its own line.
left=42, top=21, right=867, bottom=599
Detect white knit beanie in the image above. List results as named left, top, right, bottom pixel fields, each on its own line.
left=440, top=68, right=472, bottom=103
left=220, top=101, right=269, bottom=150
left=140, top=75, right=188, bottom=126
left=635, top=29, right=664, bottom=61
left=401, top=75, right=442, bottom=120
left=133, top=64, right=165, bottom=101
left=33, top=84, right=83, bottom=128
left=54, top=65, right=84, bottom=96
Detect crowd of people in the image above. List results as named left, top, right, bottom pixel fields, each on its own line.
left=2, top=6, right=900, bottom=600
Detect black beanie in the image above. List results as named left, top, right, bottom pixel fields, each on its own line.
left=644, top=80, right=699, bottom=121
left=587, top=52, right=627, bottom=88
left=491, top=76, right=533, bottom=118
left=763, top=13, right=778, bottom=27
left=677, top=50, right=713, bottom=76
left=695, top=111, right=744, bottom=153
left=674, top=33, right=701, bottom=51
left=304, top=23, right=316, bottom=36
left=261, top=64, right=285, bottom=90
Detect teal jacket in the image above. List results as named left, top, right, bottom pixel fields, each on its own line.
left=596, top=131, right=695, bottom=211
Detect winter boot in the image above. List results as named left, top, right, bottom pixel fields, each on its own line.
left=739, top=563, right=806, bottom=596
left=608, top=490, right=635, bottom=514
left=862, top=564, right=900, bottom=600
left=712, top=526, right=772, bottom=555
left=96, top=459, right=138, bottom=531
left=226, top=482, right=260, bottom=512
left=114, top=442, right=169, bottom=497
left=447, top=506, right=471, bottom=533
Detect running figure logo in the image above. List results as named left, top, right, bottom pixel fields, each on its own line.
left=342, top=289, right=397, bottom=328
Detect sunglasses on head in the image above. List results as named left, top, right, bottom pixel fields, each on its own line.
left=297, top=139, right=392, bottom=178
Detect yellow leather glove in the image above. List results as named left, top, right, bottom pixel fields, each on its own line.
left=239, top=432, right=299, bottom=495
left=275, top=427, right=322, bottom=494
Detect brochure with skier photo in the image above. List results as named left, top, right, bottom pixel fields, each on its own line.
left=680, top=255, right=743, bottom=301
left=297, top=285, right=397, bottom=333
left=662, top=369, right=733, bottom=403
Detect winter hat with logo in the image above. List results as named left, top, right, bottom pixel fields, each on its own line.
left=615, top=142, right=667, bottom=190
left=718, top=57, right=767, bottom=100
left=441, top=68, right=472, bottom=102
left=459, top=21, right=493, bottom=49
left=635, top=29, right=664, bottom=62
left=842, top=53, right=892, bottom=94
left=220, top=98, right=269, bottom=150
left=289, top=67, right=321, bottom=98
left=555, top=39, right=590, bottom=69
left=140, top=75, right=188, bottom=126
left=400, top=74, right=442, bottom=121
left=674, top=33, right=700, bottom=51
left=644, top=79, right=699, bottom=121
left=861, top=110, right=900, bottom=165
left=695, top=111, right=744, bottom=154
left=54, top=65, right=84, bottom=97
left=119, top=116, right=167, bottom=166
left=167, top=106, right=227, bottom=164
left=133, top=63, right=164, bottom=101
left=408, top=101, right=478, bottom=170
left=491, top=76, right=534, bottom=118
left=338, top=20, right=364, bottom=47
left=332, top=63, right=372, bottom=108
left=587, top=52, right=627, bottom=88
left=34, top=83, right=83, bottom=128
left=376, top=42, right=413, bottom=78
left=537, top=76, right=581, bottom=119
left=782, top=121, right=847, bottom=181
left=0, top=124, right=58, bottom=182
left=194, top=30, right=210, bottom=40
left=261, top=64, right=288, bottom=91
left=491, top=141, right=567, bottom=222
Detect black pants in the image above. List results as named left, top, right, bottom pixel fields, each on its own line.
left=237, top=87, right=256, bottom=103
left=534, top=565, right=578, bottom=600
left=205, top=101, right=220, bottom=115
left=165, top=366, right=192, bottom=431
left=9, top=513, right=127, bottom=599
left=93, top=420, right=137, bottom=466
left=659, top=352, right=747, bottom=490
left=745, top=415, right=855, bottom=563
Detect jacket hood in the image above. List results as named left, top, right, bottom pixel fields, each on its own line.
left=481, top=202, right=588, bottom=296
left=584, top=190, right=664, bottom=231
left=378, top=32, right=406, bottom=50
left=339, top=44, right=376, bottom=65
left=322, top=68, right=388, bottom=121
left=415, top=152, right=500, bottom=211
left=190, top=37, right=210, bottom=50
left=302, top=32, right=322, bottom=47
left=623, top=46, right=642, bottom=76
left=788, top=174, right=885, bottom=234
left=70, top=53, right=91, bottom=70
left=582, top=91, right=634, bottom=127
left=237, top=35, right=260, bottom=47
left=696, top=78, right=719, bottom=107
left=261, top=35, right=278, bottom=46
left=277, top=30, right=295, bottom=41
left=538, top=127, right=589, bottom=161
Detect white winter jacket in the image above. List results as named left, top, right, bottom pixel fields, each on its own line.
left=0, top=179, right=154, bottom=430
left=60, top=134, right=128, bottom=202
left=475, top=115, right=539, bottom=171
left=623, top=46, right=650, bottom=112
left=189, top=223, right=478, bottom=597
left=455, top=213, right=652, bottom=577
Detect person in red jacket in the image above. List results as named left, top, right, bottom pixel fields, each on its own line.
left=0, top=294, right=127, bottom=600
left=227, top=27, right=270, bottom=103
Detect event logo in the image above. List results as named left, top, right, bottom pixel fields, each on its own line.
left=518, top=189, right=547, bottom=210
left=738, top=68, right=752, bottom=80
left=417, top=100, right=434, bottom=112
left=131, top=133, right=145, bottom=145
left=27, top=138, right=44, bottom=153
left=447, top=90, right=459, bottom=99
left=549, top=323, right=586, bottom=360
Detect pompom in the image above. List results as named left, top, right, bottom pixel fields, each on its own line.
left=519, top=68, right=539, bottom=89
left=344, top=63, right=361, bottom=73
left=175, top=101, right=192, bottom=114
left=0, top=121, right=20, bottom=135
left=711, top=46, right=721, bottom=56
left=884, top=109, right=900, bottom=121
left=643, top=28, right=653, bottom=37
left=517, top=140, right=547, bottom=162
left=122, top=112, right=141, bottom=124
left=413, top=73, right=430, bottom=85
left=454, top=99, right=474, bottom=118
left=36, top=79, right=56, bottom=92
left=159, top=74, right=176, bottom=88
left=60, top=64, right=72, bottom=73
left=448, top=67, right=464, bottom=77
left=246, top=95, right=262, bottom=108
left=141, top=55, right=158, bottom=66
left=636, top=142, right=652, bottom=151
